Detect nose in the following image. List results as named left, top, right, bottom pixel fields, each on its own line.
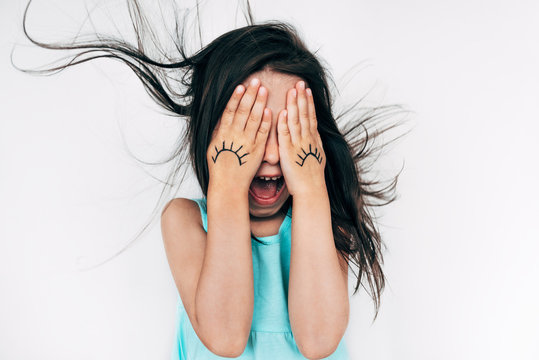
left=261, top=125, right=280, bottom=165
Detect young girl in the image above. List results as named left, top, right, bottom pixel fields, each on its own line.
left=17, top=1, right=406, bottom=358
left=162, top=66, right=352, bottom=359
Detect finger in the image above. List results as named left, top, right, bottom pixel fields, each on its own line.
left=306, top=87, right=318, bottom=137
left=296, top=81, right=310, bottom=139
left=286, top=88, right=300, bottom=144
left=255, top=107, right=272, bottom=145
left=233, top=78, right=260, bottom=131
left=221, top=84, right=245, bottom=128
left=244, top=85, right=268, bottom=140
left=277, top=109, right=290, bottom=146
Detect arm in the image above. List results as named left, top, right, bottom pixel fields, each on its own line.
left=277, top=80, right=349, bottom=359
left=288, top=186, right=350, bottom=360
left=162, top=79, right=271, bottom=357
left=160, top=187, right=253, bottom=358
left=196, top=183, right=253, bottom=355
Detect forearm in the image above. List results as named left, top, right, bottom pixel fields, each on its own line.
left=288, top=187, right=349, bottom=355
left=195, top=181, right=253, bottom=347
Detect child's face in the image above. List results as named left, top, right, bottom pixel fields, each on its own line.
left=242, top=69, right=305, bottom=217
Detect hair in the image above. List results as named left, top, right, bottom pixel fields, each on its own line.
left=14, top=0, right=411, bottom=319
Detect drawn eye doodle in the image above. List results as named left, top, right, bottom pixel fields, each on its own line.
left=211, top=140, right=249, bottom=166
left=295, top=143, right=323, bottom=166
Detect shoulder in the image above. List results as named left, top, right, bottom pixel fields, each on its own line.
left=161, top=197, right=203, bottom=228
left=161, top=198, right=204, bottom=246
left=160, top=197, right=208, bottom=284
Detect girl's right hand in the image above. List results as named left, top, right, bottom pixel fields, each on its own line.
left=207, top=78, right=272, bottom=192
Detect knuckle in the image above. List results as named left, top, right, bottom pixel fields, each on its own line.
left=247, top=115, right=258, bottom=124
left=236, top=105, right=249, bottom=117
left=223, top=106, right=235, bottom=117
left=258, top=125, right=269, bottom=135
left=249, top=108, right=263, bottom=120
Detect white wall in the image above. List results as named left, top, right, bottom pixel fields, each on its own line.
left=1, top=0, right=538, bottom=359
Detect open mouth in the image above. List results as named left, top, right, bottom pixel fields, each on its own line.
left=249, top=176, right=285, bottom=202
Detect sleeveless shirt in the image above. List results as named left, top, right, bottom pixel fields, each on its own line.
left=170, top=197, right=349, bottom=359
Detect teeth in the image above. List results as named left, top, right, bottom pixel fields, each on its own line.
left=258, top=176, right=281, bottom=181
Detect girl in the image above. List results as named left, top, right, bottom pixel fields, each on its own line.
left=17, top=0, right=407, bottom=358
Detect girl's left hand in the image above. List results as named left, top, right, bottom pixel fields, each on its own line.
left=277, top=80, right=327, bottom=197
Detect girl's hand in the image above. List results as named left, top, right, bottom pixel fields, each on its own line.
left=207, top=78, right=272, bottom=192
left=277, top=80, right=327, bottom=197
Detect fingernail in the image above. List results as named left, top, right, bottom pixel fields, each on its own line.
left=292, top=89, right=297, bottom=97
left=236, top=85, right=244, bottom=94
left=298, top=81, right=305, bottom=89
left=251, top=78, right=259, bottom=86
left=258, top=86, right=266, bottom=95
left=283, top=110, right=287, bottom=117
left=306, top=88, right=312, bottom=96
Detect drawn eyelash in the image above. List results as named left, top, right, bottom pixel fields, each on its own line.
left=211, top=140, right=249, bottom=165
left=295, top=143, right=323, bottom=166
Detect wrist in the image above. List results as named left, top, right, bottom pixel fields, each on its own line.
left=208, top=178, right=250, bottom=199
left=290, top=178, right=327, bottom=198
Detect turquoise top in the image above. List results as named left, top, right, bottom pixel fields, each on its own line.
left=170, top=197, right=349, bottom=359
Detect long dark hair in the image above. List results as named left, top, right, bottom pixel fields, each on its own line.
left=14, top=0, right=411, bottom=318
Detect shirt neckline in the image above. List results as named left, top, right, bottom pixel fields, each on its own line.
left=252, top=202, right=292, bottom=245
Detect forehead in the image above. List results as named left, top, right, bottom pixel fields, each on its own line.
left=243, top=69, right=303, bottom=94
left=242, top=69, right=304, bottom=111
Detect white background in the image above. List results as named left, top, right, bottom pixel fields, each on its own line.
left=1, top=0, right=538, bottom=359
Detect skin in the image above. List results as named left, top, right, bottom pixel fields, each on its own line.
left=278, top=80, right=349, bottom=358
left=162, top=69, right=349, bottom=359
left=212, top=69, right=350, bottom=358
left=241, top=69, right=301, bottom=236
